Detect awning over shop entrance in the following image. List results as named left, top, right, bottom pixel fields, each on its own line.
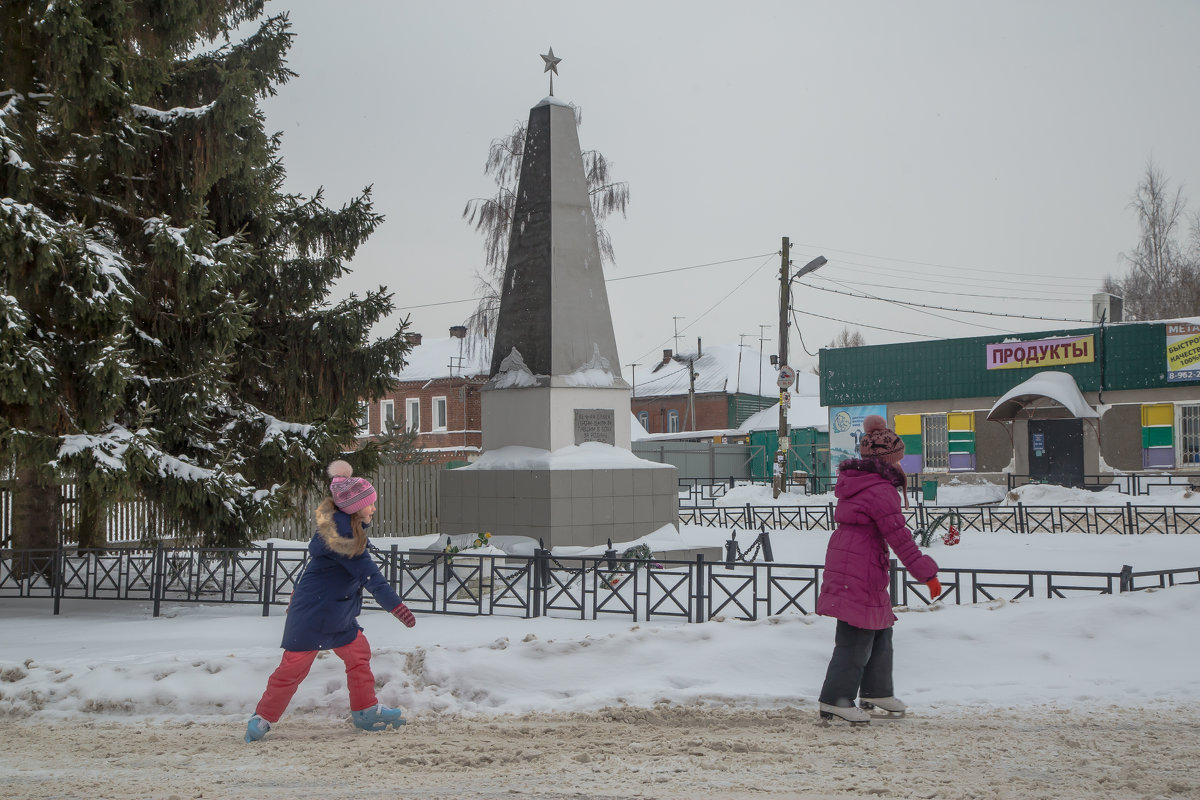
left=986, top=371, right=1099, bottom=421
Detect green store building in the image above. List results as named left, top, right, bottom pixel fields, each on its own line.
left=818, top=319, right=1200, bottom=488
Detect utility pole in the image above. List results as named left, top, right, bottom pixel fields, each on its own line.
left=625, top=362, right=639, bottom=396
left=757, top=324, right=770, bottom=396
left=736, top=333, right=750, bottom=394
left=686, top=356, right=698, bottom=431
left=777, top=237, right=791, bottom=493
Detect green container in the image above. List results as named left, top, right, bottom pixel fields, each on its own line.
left=922, top=480, right=938, bottom=503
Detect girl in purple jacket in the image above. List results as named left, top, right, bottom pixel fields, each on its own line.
left=815, top=415, right=941, bottom=723
left=244, top=461, right=417, bottom=742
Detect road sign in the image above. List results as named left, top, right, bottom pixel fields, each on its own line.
left=776, top=365, right=796, bottom=389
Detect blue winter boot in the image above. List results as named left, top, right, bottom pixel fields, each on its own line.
left=244, top=714, right=271, bottom=743
left=351, top=703, right=407, bottom=731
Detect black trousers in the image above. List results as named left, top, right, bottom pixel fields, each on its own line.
left=818, top=620, right=894, bottom=706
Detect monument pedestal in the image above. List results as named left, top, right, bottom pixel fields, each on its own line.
left=438, top=450, right=678, bottom=549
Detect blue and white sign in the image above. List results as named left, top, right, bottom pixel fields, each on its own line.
left=829, top=404, right=888, bottom=477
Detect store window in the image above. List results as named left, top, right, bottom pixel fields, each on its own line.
left=1180, top=404, right=1200, bottom=465
left=922, top=413, right=948, bottom=471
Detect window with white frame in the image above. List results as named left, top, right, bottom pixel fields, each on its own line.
left=638, top=411, right=649, bottom=429
left=405, top=398, right=420, bottom=432
left=433, top=396, right=448, bottom=431
left=922, top=413, right=948, bottom=470
left=380, top=399, right=395, bottom=433
left=1180, top=404, right=1200, bottom=465
left=356, top=403, right=370, bottom=437
left=667, top=409, right=680, bottom=433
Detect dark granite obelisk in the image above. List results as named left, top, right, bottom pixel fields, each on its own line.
left=488, top=97, right=624, bottom=387
left=437, top=87, right=678, bottom=549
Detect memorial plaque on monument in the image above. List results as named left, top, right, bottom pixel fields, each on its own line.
left=574, top=408, right=615, bottom=445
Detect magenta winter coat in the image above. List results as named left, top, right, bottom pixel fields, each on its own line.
left=816, top=458, right=939, bottom=630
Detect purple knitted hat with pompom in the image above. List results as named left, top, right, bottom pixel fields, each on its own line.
left=858, top=415, right=905, bottom=464
left=327, top=460, right=377, bottom=515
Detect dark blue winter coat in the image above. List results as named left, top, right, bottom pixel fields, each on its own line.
left=280, top=498, right=403, bottom=651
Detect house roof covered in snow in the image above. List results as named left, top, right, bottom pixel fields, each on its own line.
left=739, top=393, right=829, bottom=432
left=392, top=336, right=491, bottom=382
left=633, top=344, right=819, bottom=399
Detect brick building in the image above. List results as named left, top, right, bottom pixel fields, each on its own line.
left=630, top=343, right=782, bottom=435
left=357, top=327, right=490, bottom=465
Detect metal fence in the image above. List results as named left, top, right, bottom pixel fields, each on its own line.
left=680, top=502, right=1200, bottom=536
left=4, top=543, right=1196, bottom=620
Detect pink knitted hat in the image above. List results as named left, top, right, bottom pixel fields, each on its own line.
left=858, top=415, right=905, bottom=464
left=327, top=460, right=377, bottom=515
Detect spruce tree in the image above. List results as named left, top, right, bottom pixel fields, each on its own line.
left=1, top=1, right=411, bottom=553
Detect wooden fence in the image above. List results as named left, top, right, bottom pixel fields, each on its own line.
left=0, top=462, right=443, bottom=547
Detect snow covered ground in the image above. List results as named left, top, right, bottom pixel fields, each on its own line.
left=2, top=517, right=1200, bottom=798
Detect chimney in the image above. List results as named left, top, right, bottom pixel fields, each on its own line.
left=662, top=349, right=673, bottom=365
left=405, top=332, right=422, bottom=346
left=1092, top=293, right=1123, bottom=323
left=449, top=325, right=467, bottom=339
left=697, top=337, right=702, bottom=358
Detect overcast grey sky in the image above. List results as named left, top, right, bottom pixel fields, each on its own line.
left=260, top=0, right=1200, bottom=374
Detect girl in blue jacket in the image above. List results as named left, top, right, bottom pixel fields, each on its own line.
left=245, top=461, right=416, bottom=742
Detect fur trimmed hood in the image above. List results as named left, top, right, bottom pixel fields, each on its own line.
left=314, top=497, right=368, bottom=557
left=836, top=457, right=907, bottom=490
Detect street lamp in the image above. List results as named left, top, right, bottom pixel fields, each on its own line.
left=776, top=238, right=827, bottom=495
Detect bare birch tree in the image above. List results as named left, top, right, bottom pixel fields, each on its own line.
left=461, top=107, right=629, bottom=351
left=1104, top=161, right=1200, bottom=320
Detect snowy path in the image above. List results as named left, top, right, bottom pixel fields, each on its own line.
left=2, top=707, right=1197, bottom=799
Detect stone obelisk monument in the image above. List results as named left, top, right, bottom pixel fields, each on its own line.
left=438, top=51, right=677, bottom=548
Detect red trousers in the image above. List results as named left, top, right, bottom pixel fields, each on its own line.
left=254, top=630, right=378, bottom=723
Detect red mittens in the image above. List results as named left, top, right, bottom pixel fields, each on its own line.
left=391, top=603, right=416, bottom=628
left=926, top=577, right=943, bottom=598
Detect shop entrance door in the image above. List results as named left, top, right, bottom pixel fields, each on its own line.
left=1028, top=419, right=1084, bottom=487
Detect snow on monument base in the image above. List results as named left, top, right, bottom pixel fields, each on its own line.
left=437, top=443, right=679, bottom=549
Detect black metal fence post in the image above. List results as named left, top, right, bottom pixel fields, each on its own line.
left=261, top=542, right=274, bottom=617
left=757, top=526, right=774, bottom=562
left=531, top=547, right=548, bottom=618
left=888, top=558, right=899, bottom=606
left=152, top=542, right=164, bottom=618
left=694, top=553, right=706, bottom=623
left=1125, top=502, right=1135, bottom=535
left=1119, top=564, right=1133, bottom=592
left=52, top=541, right=63, bottom=616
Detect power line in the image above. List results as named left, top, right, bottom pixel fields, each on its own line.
left=395, top=251, right=777, bottom=312
left=606, top=252, right=776, bottom=282
left=793, top=308, right=942, bottom=338
left=787, top=241, right=1104, bottom=285
left=798, top=281, right=1093, bottom=324
left=632, top=253, right=778, bottom=364
left=807, top=276, right=1009, bottom=332
left=808, top=274, right=1091, bottom=303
